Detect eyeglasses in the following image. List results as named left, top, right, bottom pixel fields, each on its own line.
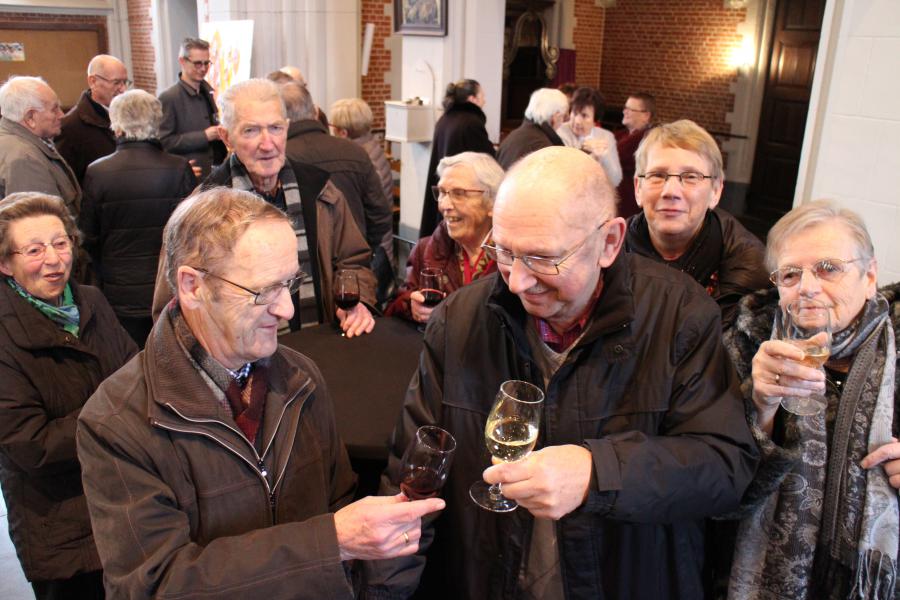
left=431, top=186, right=486, bottom=203
left=623, top=106, right=648, bottom=113
left=92, top=74, right=133, bottom=88
left=185, top=59, right=212, bottom=68
left=11, top=236, right=75, bottom=261
left=637, top=171, right=715, bottom=188
left=482, top=220, right=610, bottom=276
left=195, top=267, right=305, bottom=305
left=769, top=258, right=866, bottom=288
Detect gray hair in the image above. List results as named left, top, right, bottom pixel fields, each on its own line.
left=279, top=81, right=316, bottom=122
left=436, top=152, right=505, bottom=207
left=219, top=78, right=285, bottom=133
left=765, top=200, right=875, bottom=271
left=163, top=188, right=288, bottom=296
left=109, top=89, right=162, bottom=140
left=0, top=192, right=79, bottom=258
left=329, top=98, right=373, bottom=138
left=524, top=88, right=569, bottom=125
left=0, top=76, right=51, bottom=123
left=179, top=37, right=210, bottom=58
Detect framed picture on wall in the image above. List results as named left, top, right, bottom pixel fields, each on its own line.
left=393, top=0, right=448, bottom=37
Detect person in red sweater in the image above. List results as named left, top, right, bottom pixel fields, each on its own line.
left=615, top=92, right=655, bottom=219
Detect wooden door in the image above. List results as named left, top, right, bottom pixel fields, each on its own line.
left=744, top=0, right=825, bottom=236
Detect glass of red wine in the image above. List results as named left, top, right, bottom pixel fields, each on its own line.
left=419, top=267, right=447, bottom=309
left=334, top=270, right=360, bottom=311
left=399, top=425, right=457, bottom=500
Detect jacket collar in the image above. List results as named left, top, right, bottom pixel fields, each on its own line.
left=486, top=250, right=636, bottom=349
left=144, top=302, right=310, bottom=425
left=205, top=157, right=333, bottom=207
left=176, top=74, right=212, bottom=97
left=287, top=119, right=328, bottom=139
left=73, top=90, right=111, bottom=129
left=115, top=138, right=163, bottom=150
left=0, top=117, right=60, bottom=160
left=0, top=279, right=94, bottom=350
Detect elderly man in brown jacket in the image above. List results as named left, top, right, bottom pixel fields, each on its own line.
left=152, top=78, right=377, bottom=336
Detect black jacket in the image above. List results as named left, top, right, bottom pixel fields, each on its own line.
left=626, top=207, right=770, bottom=328
left=496, top=119, right=565, bottom=171
left=364, top=253, right=758, bottom=599
left=420, top=102, right=495, bottom=235
left=55, top=89, right=116, bottom=185
left=80, top=139, right=196, bottom=319
left=158, top=77, right=227, bottom=179
left=285, top=119, right=392, bottom=252
left=0, top=281, right=137, bottom=581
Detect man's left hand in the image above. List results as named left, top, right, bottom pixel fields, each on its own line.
left=861, top=438, right=900, bottom=489
left=483, top=445, right=593, bottom=520
left=337, top=303, right=375, bottom=338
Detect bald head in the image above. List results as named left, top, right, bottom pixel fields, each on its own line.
left=279, top=66, right=305, bottom=86
left=87, top=54, right=128, bottom=107
left=496, top=146, right=616, bottom=230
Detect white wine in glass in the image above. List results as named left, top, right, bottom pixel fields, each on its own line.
left=779, top=299, right=832, bottom=416
left=469, top=380, right=544, bottom=513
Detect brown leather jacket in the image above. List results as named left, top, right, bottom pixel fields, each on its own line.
left=77, top=305, right=357, bottom=599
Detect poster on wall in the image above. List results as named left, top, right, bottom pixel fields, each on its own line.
left=0, top=42, right=25, bottom=61
left=199, top=20, right=253, bottom=95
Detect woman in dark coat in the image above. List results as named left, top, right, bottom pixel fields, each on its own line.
left=80, top=89, right=196, bottom=347
left=419, top=79, right=495, bottom=236
left=0, top=192, right=138, bottom=599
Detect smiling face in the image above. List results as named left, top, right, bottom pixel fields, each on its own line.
left=186, top=219, right=298, bottom=369
left=570, top=105, right=595, bottom=138
left=0, top=215, right=73, bottom=302
left=635, top=145, right=722, bottom=259
left=774, top=222, right=877, bottom=332
left=220, top=99, right=288, bottom=190
left=436, top=163, right=492, bottom=250
left=622, top=96, right=651, bottom=133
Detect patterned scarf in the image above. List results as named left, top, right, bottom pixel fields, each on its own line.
left=729, top=293, right=897, bottom=600
left=7, top=277, right=80, bottom=337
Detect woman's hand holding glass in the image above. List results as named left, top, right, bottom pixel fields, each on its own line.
left=410, top=267, right=446, bottom=325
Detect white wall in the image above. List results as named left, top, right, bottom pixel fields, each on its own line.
left=796, top=0, right=900, bottom=285
left=200, top=0, right=359, bottom=109
left=396, top=0, right=505, bottom=240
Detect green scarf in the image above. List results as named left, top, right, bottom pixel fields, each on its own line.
left=6, top=277, right=80, bottom=337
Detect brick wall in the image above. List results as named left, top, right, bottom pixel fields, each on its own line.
left=572, top=0, right=605, bottom=89
left=360, top=0, right=393, bottom=129
left=599, top=0, right=745, bottom=134
left=126, top=0, right=157, bottom=92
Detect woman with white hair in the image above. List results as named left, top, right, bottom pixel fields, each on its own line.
left=386, top=152, right=503, bottom=323
left=80, top=89, right=196, bottom=346
left=496, top=87, right=568, bottom=169
left=718, top=201, right=900, bottom=599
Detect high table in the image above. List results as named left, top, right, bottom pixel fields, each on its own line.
left=278, top=317, right=423, bottom=462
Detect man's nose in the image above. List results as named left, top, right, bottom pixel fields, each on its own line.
left=269, top=285, right=295, bottom=321
left=797, top=267, right=823, bottom=297
left=506, top=258, right=537, bottom=295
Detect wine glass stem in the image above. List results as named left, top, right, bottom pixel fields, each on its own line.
left=489, top=482, right=503, bottom=500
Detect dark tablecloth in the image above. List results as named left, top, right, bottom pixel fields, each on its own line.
left=279, top=318, right=422, bottom=460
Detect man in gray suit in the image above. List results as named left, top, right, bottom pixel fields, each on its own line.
left=0, top=76, right=81, bottom=216
left=158, top=37, right=226, bottom=179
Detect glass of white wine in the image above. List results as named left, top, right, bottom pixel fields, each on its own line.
left=469, top=380, right=544, bottom=513
left=778, top=299, right=832, bottom=416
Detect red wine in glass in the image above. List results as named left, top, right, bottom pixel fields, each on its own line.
left=334, top=271, right=360, bottom=311
left=400, top=466, right=444, bottom=500
left=420, top=288, right=445, bottom=307
left=399, top=426, right=456, bottom=501
left=419, top=268, right=446, bottom=308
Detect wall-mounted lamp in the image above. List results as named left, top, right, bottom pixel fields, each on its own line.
left=730, top=34, right=755, bottom=75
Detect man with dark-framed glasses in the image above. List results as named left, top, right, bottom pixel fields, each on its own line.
left=625, top=119, right=770, bottom=328
left=363, top=146, right=757, bottom=599
left=77, top=188, right=444, bottom=599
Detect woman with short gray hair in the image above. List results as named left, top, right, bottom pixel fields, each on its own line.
left=79, top=89, right=196, bottom=346
left=386, top=152, right=503, bottom=323
left=718, top=200, right=900, bottom=599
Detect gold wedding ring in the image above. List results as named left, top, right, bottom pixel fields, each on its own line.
left=402, top=531, right=410, bottom=544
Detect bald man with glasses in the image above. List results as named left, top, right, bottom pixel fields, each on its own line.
left=362, top=146, right=757, bottom=600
